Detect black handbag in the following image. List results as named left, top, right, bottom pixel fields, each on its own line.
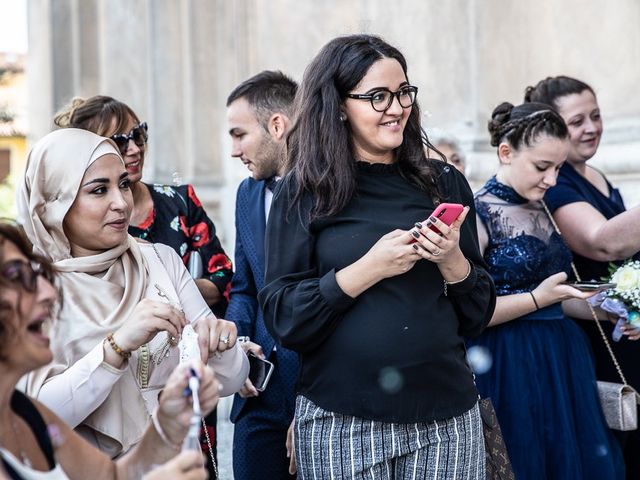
left=479, top=397, right=515, bottom=480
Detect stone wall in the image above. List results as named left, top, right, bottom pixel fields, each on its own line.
left=28, top=0, right=640, bottom=253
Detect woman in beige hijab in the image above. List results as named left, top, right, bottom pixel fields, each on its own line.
left=16, top=128, right=248, bottom=458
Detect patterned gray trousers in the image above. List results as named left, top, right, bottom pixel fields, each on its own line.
left=294, top=396, right=485, bottom=480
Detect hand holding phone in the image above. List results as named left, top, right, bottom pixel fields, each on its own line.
left=248, top=352, right=274, bottom=392
left=567, top=281, right=616, bottom=292
left=411, top=203, right=465, bottom=242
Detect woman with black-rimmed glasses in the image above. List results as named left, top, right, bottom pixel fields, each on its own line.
left=53, top=97, right=232, bottom=319
left=259, top=34, right=496, bottom=478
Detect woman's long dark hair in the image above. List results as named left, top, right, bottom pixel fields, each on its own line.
left=286, top=34, right=442, bottom=222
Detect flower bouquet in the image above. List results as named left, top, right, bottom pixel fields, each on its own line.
left=588, top=260, right=640, bottom=341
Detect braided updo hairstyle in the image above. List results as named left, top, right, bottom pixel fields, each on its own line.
left=487, top=102, right=568, bottom=150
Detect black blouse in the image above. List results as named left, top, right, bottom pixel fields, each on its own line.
left=258, top=160, right=496, bottom=423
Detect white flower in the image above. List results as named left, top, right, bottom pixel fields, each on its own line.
left=612, top=264, right=640, bottom=292
left=153, top=185, right=176, bottom=197
left=170, top=216, right=180, bottom=231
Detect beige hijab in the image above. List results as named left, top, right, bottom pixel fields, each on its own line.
left=17, top=128, right=149, bottom=453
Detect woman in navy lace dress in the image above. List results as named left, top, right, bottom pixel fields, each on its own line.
left=469, top=101, right=624, bottom=479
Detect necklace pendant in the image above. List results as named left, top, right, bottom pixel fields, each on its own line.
left=20, top=452, right=32, bottom=468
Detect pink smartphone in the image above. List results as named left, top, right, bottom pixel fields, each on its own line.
left=426, top=203, right=465, bottom=233
left=411, top=203, right=465, bottom=242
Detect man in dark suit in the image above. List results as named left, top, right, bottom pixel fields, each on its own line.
left=226, top=71, right=299, bottom=480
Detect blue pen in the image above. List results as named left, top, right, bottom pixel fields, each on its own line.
left=182, top=368, right=202, bottom=452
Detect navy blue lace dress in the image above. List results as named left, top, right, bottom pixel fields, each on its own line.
left=469, top=177, right=623, bottom=479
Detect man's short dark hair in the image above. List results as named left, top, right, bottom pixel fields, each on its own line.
left=226, top=70, right=298, bottom=128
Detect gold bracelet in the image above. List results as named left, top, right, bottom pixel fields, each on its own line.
left=106, top=333, right=131, bottom=359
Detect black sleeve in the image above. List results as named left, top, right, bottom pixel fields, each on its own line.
left=438, top=164, right=496, bottom=338
left=258, top=178, right=356, bottom=352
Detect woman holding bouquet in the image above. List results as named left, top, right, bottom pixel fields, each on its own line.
left=526, top=76, right=640, bottom=478
left=469, top=101, right=624, bottom=479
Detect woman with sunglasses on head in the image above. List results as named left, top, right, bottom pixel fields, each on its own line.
left=0, top=222, right=221, bottom=479
left=16, top=128, right=248, bottom=459
left=469, top=101, right=624, bottom=479
left=525, top=76, right=640, bottom=479
left=259, top=34, right=495, bottom=478
left=54, top=97, right=232, bottom=318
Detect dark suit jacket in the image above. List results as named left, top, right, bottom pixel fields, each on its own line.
left=226, top=177, right=298, bottom=423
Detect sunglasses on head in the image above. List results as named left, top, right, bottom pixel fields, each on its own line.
left=110, top=122, right=148, bottom=155
left=0, top=259, right=53, bottom=293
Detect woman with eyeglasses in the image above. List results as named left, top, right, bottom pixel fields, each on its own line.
left=16, top=128, right=248, bottom=459
left=258, top=34, right=495, bottom=478
left=53, top=97, right=232, bottom=319
left=0, top=221, right=220, bottom=479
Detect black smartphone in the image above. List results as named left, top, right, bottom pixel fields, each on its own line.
left=567, top=281, right=616, bottom=291
left=248, top=352, right=275, bottom=392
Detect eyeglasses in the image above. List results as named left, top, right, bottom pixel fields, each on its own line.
left=346, top=85, right=418, bottom=112
left=0, top=259, right=53, bottom=293
left=110, top=122, right=148, bottom=155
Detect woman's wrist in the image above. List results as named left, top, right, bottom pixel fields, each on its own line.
left=335, top=256, right=382, bottom=298
left=110, top=330, right=134, bottom=353
left=103, top=334, right=129, bottom=368
left=529, top=291, right=540, bottom=311
left=530, top=288, right=547, bottom=310
left=438, top=251, right=469, bottom=283
left=151, top=407, right=182, bottom=451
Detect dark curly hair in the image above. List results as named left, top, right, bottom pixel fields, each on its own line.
left=0, top=222, right=56, bottom=361
left=487, top=101, right=568, bottom=149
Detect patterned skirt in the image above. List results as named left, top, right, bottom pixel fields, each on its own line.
left=294, top=395, right=485, bottom=480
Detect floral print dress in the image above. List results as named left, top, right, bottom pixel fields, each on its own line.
left=129, top=183, right=233, bottom=317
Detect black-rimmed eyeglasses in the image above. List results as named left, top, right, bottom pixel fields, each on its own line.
left=346, top=85, right=418, bottom=112
left=110, top=122, right=148, bottom=155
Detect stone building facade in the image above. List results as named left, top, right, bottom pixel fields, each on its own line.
left=28, top=0, right=640, bottom=254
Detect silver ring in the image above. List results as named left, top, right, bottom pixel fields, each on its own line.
left=219, top=335, right=230, bottom=345
left=432, top=248, right=441, bottom=256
